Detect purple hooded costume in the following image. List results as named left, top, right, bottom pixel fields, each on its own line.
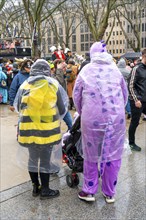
left=73, top=42, right=128, bottom=196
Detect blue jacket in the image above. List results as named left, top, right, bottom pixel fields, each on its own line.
left=9, top=70, right=29, bottom=106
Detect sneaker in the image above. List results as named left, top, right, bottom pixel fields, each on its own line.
left=102, top=192, right=115, bottom=204
left=130, top=143, right=141, bottom=152
left=32, top=184, right=41, bottom=197
left=78, top=191, right=95, bottom=202
left=40, top=188, right=60, bottom=200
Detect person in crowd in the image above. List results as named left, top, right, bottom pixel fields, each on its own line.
left=9, top=59, right=33, bottom=111
left=50, top=59, right=73, bottom=130
left=73, top=41, right=128, bottom=203
left=128, top=48, right=146, bottom=151
left=117, top=58, right=131, bottom=119
left=65, top=48, right=73, bottom=64
left=66, top=58, right=78, bottom=110
left=14, top=59, right=68, bottom=199
left=0, top=66, right=8, bottom=104
left=79, top=52, right=90, bottom=72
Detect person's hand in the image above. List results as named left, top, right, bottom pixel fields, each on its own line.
left=135, top=100, right=142, bottom=108
left=9, top=106, right=15, bottom=112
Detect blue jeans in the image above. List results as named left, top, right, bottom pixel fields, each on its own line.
left=126, top=99, right=131, bottom=114
left=63, top=111, right=72, bottom=130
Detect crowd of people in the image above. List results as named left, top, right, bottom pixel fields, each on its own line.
left=0, top=42, right=146, bottom=203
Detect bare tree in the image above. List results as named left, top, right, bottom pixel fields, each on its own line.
left=48, top=1, right=84, bottom=48
left=0, top=0, right=5, bottom=10
left=72, top=0, right=141, bottom=42
left=115, top=0, right=146, bottom=52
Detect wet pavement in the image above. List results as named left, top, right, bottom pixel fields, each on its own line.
left=0, top=104, right=146, bottom=220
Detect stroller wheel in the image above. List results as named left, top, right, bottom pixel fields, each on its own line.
left=66, top=175, right=74, bottom=188
left=66, top=173, right=79, bottom=188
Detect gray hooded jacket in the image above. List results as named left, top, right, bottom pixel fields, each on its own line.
left=117, top=58, right=130, bottom=84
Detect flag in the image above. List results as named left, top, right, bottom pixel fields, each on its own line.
left=31, top=22, right=37, bottom=46
left=13, top=26, right=17, bottom=38
left=6, top=22, right=11, bottom=37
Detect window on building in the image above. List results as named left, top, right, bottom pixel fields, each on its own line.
left=48, top=37, right=51, bottom=45
left=81, top=43, right=84, bottom=51
left=113, top=40, right=115, bottom=45
left=81, top=34, right=84, bottom=42
left=72, top=44, right=76, bottom=52
left=60, top=36, right=63, bottom=44
left=113, top=31, right=115, bottom=36
left=84, top=24, right=88, bottom=32
left=120, top=49, right=122, bottom=53
left=85, top=43, right=89, bottom=51
left=59, top=28, right=63, bottom=35
left=142, top=23, right=144, bottom=32
left=72, top=35, right=76, bottom=43
left=48, top=29, right=51, bottom=36
left=116, top=31, right=118, bottom=35
left=58, top=17, right=63, bottom=27
left=53, top=37, right=57, bottom=45
left=80, top=25, right=84, bottom=33
left=72, top=26, right=76, bottom=33
left=120, top=40, right=122, bottom=44
left=141, top=9, right=145, bottom=18
left=90, top=34, right=93, bottom=41
left=116, top=49, right=118, bottom=53
left=85, top=34, right=88, bottom=41
left=120, top=31, right=122, bottom=35
left=116, top=40, right=118, bottom=44
left=113, top=49, right=115, bottom=54
left=109, top=41, right=111, bottom=45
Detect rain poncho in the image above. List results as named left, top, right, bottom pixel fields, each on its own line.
left=14, top=59, right=68, bottom=173
left=73, top=42, right=128, bottom=163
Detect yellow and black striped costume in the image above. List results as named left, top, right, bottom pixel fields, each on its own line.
left=18, top=78, right=61, bottom=147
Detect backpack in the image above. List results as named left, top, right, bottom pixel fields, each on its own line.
left=65, top=65, right=76, bottom=82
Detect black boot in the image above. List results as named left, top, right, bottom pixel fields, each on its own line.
left=69, top=98, right=73, bottom=110
left=40, top=173, right=60, bottom=200
left=29, top=171, right=41, bottom=197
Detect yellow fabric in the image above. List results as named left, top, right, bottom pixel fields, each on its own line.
left=20, top=79, right=58, bottom=123
left=18, top=78, right=61, bottom=146
left=18, top=134, right=61, bottom=145
left=19, top=120, right=60, bottom=131
left=22, top=108, right=56, bottom=117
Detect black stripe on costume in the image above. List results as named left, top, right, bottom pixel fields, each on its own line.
left=20, top=103, right=28, bottom=109
left=20, top=115, right=59, bottom=123
left=19, top=139, right=61, bottom=148
left=19, top=127, right=60, bottom=137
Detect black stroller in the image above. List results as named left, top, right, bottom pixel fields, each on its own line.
left=62, top=116, right=83, bottom=188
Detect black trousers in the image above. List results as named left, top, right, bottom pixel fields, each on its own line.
left=128, top=100, right=146, bottom=144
